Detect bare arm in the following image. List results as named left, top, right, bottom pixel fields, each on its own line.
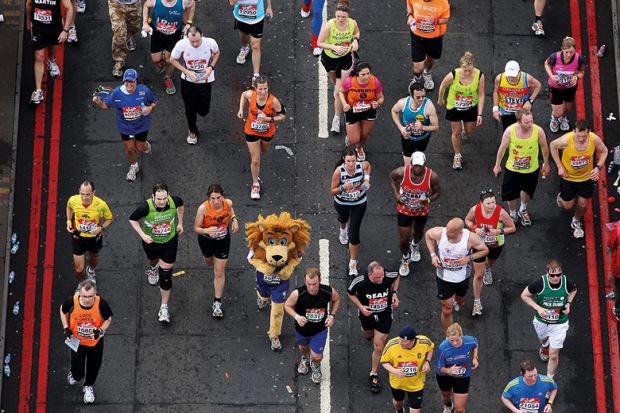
left=425, top=227, right=442, bottom=267
left=284, top=290, right=301, bottom=320
left=538, top=127, right=550, bottom=176
left=389, top=167, right=405, bottom=202
left=176, top=205, right=185, bottom=234
left=464, top=206, right=476, bottom=232
left=237, top=90, right=251, bottom=119
left=498, top=209, right=516, bottom=235
left=437, top=72, right=454, bottom=106
left=193, top=204, right=207, bottom=235
left=429, top=170, right=441, bottom=201
left=271, top=97, right=286, bottom=123
left=391, top=98, right=408, bottom=136
left=500, top=395, right=522, bottom=413
left=477, top=73, right=486, bottom=115
left=493, top=128, right=511, bottom=176
left=330, top=168, right=342, bottom=196
left=527, top=74, right=542, bottom=101
left=425, top=101, right=439, bottom=133
left=549, top=134, right=569, bottom=170
left=228, top=200, right=239, bottom=233
left=467, top=232, right=489, bottom=261
left=184, top=0, right=196, bottom=22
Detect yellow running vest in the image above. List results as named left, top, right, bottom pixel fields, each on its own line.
left=505, top=124, right=539, bottom=173
left=561, top=132, right=595, bottom=182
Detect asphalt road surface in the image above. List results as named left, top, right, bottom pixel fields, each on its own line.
left=2, top=0, right=620, bottom=412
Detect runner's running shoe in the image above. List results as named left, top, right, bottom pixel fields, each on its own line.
left=549, top=116, right=560, bottom=133
left=559, top=116, right=570, bottom=131
left=67, top=26, right=78, bottom=43
left=399, top=255, right=410, bottom=277
left=422, top=70, right=434, bottom=90
left=410, top=241, right=421, bottom=262
left=164, top=77, right=176, bottom=95
left=48, top=59, right=60, bottom=78
left=298, top=356, right=310, bottom=374
left=518, top=209, right=532, bottom=226
left=126, top=163, right=139, bottom=181
left=30, top=89, right=44, bottom=105
left=126, top=36, right=136, bottom=51
left=531, top=20, right=545, bottom=36
left=236, top=46, right=250, bottom=64
left=146, top=264, right=159, bottom=285
left=212, top=301, right=223, bottom=318
left=158, top=304, right=170, bottom=324
left=571, top=218, right=584, bottom=238
left=112, top=61, right=123, bottom=78
left=539, top=345, right=550, bottom=362
left=369, top=374, right=381, bottom=393
left=483, top=267, right=493, bottom=285
left=331, top=115, right=340, bottom=134
left=82, top=386, right=95, bottom=404
left=472, top=300, right=483, bottom=316
left=76, top=0, right=86, bottom=13
left=311, top=364, right=322, bottom=384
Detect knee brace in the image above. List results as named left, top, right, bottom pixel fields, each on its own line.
left=159, top=267, right=172, bottom=291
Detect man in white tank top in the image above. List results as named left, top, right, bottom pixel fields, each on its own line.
left=425, top=218, right=488, bottom=331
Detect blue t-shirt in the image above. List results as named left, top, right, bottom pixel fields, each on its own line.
left=104, top=84, right=157, bottom=135
left=502, top=375, right=557, bottom=413
left=233, top=0, right=265, bottom=24
left=435, top=335, right=479, bottom=377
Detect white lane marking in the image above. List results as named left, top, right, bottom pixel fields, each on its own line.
left=319, top=239, right=331, bottom=412
left=318, top=1, right=329, bottom=138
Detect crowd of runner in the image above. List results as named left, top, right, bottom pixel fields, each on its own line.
left=24, top=0, right=620, bottom=410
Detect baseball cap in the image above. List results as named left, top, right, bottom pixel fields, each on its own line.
left=399, top=325, right=417, bottom=340
left=504, top=60, right=520, bottom=77
left=123, top=68, right=138, bottom=82
left=410, top=151, right=426, bottom=166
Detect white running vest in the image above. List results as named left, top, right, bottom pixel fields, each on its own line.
left=437, top=228, right=471, bottom=283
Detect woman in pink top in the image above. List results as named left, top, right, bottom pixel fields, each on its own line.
left=544, top=36, right=585, bottom=133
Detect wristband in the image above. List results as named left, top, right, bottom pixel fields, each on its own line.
left=185, top=20, right=193, bottom=24
left=328, top=313, right=335, bottom=318
left=492, top=105, right=499, bottom=112
left=430, top=252, right=437, bottom=257
left=230, top=215, right=237, bottom=220
left=547, top=401, right=553, bottom=406
left=529, top=99, right=535, bottom=104
left=391, top=290, right=398, bottom=294
left=364, top=175, right=370, bottom=181
left=62, top=28, right=69, bottom=33
left=67, top=220, right=72, bottom=224
left=470, top=224, right=477, bottom=231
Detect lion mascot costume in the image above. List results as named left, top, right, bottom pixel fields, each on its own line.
left=246, top=212, right=311, bottom=351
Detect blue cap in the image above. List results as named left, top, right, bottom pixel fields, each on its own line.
left=123, top=68, right=138, bottom=82
left=399, top=325, right=417, bottom=340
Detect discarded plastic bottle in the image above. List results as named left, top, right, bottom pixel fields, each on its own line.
left=10, top=241, right=19, bottom=255
left=4, top=353, right=11, bottom=365
left=10, top=233, right=17, bottom=244
left=598, top=45, right=606, bottom=58
left=4, top=364, right=10, bottom=378
left=12, top=301, right=20, bottom=316
left=8, top=271, right=14, bottom=284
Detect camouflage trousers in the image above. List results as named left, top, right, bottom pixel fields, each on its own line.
left=108, top=0, right=142, bottom=63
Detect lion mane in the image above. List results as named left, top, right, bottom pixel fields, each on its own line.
left=245, top=212, right=311, bottom=280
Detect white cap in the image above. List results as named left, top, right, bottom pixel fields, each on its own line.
left=504, top=60, right=520, bottom=77
left=410, top=151, right=426, bottom=166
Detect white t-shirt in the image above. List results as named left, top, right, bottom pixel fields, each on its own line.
left=171, top=37, right=219, bottom=84
left=437, top=228, right=471, bottom=283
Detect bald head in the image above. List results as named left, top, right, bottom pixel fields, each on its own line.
left=446, top=218, right=465, bottom=240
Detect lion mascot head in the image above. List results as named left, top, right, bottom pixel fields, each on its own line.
left=245, top=212, right=311, bottom=280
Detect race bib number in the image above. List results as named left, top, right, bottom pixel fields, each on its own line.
left=397, top=361, right=418, bottom=377
left=152, top=222, right=172, bottom=236
left=341, top=184, right=362, bottom=201
left=416, top=15, right=435, bottom=33
left=34, top=8, right=52, bottom=23
left=442, top=257, right=463, bottom=269
left=332, top=41, right=351, bottom=56
left=262, top=273, right=282, bottom=284
left=306, top=308, right=326, bottom=322
left=518, top=398, right=541, bottom=413
left=239, top=4, right=258, bottom=18
left=122, top=106, right=142, bottom=121
left=543, top=308, right=560, bottom=322
left=352, top=101, right=371, bottom=113
left=569, top=155, right=590, bottom=169
left=556, top=70, right=575, bottom=86
left=368, top=296, right=388, bottom=312
left=156, top=19, right=178, bottom=35
left=77, top=323, right=95, bottom=338
left=77, top=219, right=97, bottom=233
left=512, top=156, right=532, bottom=170
left=452, top=364, right=467, bottom=376
left=251, top=120, right=270, bottom=133
left=503, top=97, right=523, bottom=112
left=209, top=225, right=228, bottom=240
left=454, top=94, right=473, bottom=110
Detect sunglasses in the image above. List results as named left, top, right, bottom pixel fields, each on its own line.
left=480, top=188, right=494, bottom=196
left=547, top=272, right=562, bottom=277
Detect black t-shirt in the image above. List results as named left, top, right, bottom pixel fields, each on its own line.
left=294, top=284, right=333, bottom=337
left=129, top=195, right=184, bottom=221
left=61, top=296, right=113, bottom=320
left=527, top=276, right=577, bottom=295
left=347, top=272, right=397, bottom=314
left=31, top=0, right=63, bottom=30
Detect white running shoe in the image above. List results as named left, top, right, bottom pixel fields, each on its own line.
left=76, top=0, right=86, bottom=13
left=186, top=133, right=198, bottom=145
left=571, top=218, right=584, bottom=238
left=126, top=36, right=136, bottom=51
left=472, top=300, right=483, bottom=317
left=30, top=89, right=44, bottom=105
left=82, top=386, right=95, bottom=404
left=422, top=70, right=434, bottom=90
left=410, top=242, right=421, bottom=262
left=300, top=8, right=310, bottom=18
left=236, top=46, right=250, bottom=64
left=356, top=146, right=366, bottom=161
left=559, top=116, right=570, bottom=131
left=399, top=255, right=410, bottom=277
left=158, top=304, right=170, bottom=323
left=348, top=260, right=358, bottom=276
left=144, top=140, right=152, bottom=154
left=549, top=116, right=560, bottom=133
left=531, top=20, right=545, bottom=36
left=298, top=356, right=310, bottom=374
left=48, top=59, right=60, bottom=78
left=453, top=299, right=460, bottom=312
left=257, top=296, right=269, bottom=310
left=483, top=267, right=493, bottom=285
left=556, top=192, right=563, bottom=208
left=67, top=26, right=78, bottom=43
left=331, top=115, right=341, bottom=134
left=86, top=266, right=96, bottom=282
left=250, top=181, right=261, bottom=200
left=311, top=364, right=322, bottom=384
left=339, top=227, right=348, bottom=245
left=67, top=371, right=77, bottom=386
left=212, top=301, right=223, bottom=318
left=146, top=264, right=159, bottom=285
left=312, top=47, right=322, bottom=56
left=126, top=163, right=139, bottom=181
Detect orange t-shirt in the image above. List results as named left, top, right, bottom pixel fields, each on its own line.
left=244, top=91, right=276, bottom=138
left=69, top=295, right=104, bottom=347
left=408, top=0, right=450, bottom=38
left=201, top=199, right=231, bottom=239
